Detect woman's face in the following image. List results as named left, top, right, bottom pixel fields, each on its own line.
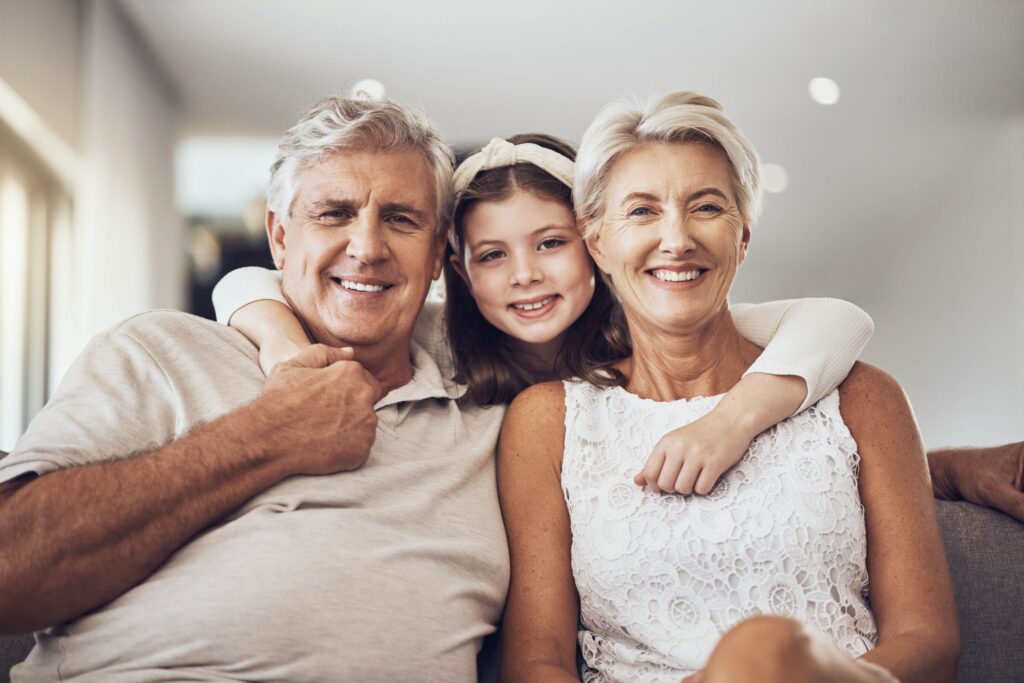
left=587, top=141, right=749, bottom=337
left=452, top=190, right=596, bottom=349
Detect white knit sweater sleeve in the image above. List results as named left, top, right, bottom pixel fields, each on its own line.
left=730, top=298, right=874, bottom=413
left=211, top=267, right=287, bottom=325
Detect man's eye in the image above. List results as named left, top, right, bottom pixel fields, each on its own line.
left=319, top=211, right=349, bottom=220
left=479, top=250, right=505, bottom=262
left=538, top=238, right=565, bottom=251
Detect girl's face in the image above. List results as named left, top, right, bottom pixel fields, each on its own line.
left=452, top=190, right=596, bottom=351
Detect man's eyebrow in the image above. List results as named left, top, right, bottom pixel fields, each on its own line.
left=307, top=199, right=357, bottom=213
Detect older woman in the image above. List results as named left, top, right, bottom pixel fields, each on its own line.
left=497, top=92, right=959, bottom=683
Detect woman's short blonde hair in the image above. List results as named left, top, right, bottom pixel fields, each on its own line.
left=574, top=91, right=763, bottom=237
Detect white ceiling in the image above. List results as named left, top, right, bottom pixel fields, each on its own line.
left=120, top=0, right=1024, bottom=304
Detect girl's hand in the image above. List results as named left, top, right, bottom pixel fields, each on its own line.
left=259, top=335, right=312, bottom=377
left=634, top=409, right=752, bottom=495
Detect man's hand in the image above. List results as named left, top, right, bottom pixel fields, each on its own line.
left=255, top=344, right=384, bottom=476
left=930, top=441, right=1024, bottom=521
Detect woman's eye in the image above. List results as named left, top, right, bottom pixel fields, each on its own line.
left=628, top=206, right=652, bottom=218
left=538, top=238, right=565, bottom=251
left=479, top=250, right=505, bottom=262
left=695, top=203, right=722, bottom=215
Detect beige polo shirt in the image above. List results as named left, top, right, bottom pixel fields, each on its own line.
left=1, top=310, right=509, bottom=683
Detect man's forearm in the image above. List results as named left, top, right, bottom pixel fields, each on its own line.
left=0, top=403, right=287, bottom=634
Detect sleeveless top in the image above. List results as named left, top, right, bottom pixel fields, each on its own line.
left=561, top=381, right=878, bottom=682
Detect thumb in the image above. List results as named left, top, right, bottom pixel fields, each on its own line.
left=362, top=369, right=386, bottom=404
left=289, top=344, right=355, bottom=369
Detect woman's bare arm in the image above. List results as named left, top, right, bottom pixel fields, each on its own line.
left=498, top=381, right=581, bottom=683
left=839, top=362, right=960, bottom=682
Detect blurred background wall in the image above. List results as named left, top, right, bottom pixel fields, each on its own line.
left=0, top=0, right=1021, bottom=452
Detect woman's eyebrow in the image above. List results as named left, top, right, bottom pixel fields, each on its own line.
left=687, top=187, right=730, bottom=202
left=619, top=191, right=661, bottom=206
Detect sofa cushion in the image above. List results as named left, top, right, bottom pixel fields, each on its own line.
left=936, top=500, right=1024, bottom=683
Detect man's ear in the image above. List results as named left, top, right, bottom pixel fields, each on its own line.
left=738, top=225, right=751, bottom=265
left=267, top=209, right=287, bottom=269
left=431, top=227, right=448, bottom=280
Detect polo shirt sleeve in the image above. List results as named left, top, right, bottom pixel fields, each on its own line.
left=0, top=319, right=178, bottom=484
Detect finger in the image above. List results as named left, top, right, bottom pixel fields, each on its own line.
left=362, top=369, right=386, bottom=403
left=633, top=471, right=646, bottom=486
left=641, top=450, right=667, bottom=493
left=657, top=454, right=686, bottom=493
left=693, top=465, right=723, bottom=496
left=981, top=482, right=1024, bottom=522
left=673, top=459, right=702, bottom=495
left=286, top=344, right=353, bottom=369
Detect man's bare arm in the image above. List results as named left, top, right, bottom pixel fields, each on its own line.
left=0, top=345, right=381, bottom=635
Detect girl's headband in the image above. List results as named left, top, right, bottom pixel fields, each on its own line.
left=449, top=137, right=575, bottom=253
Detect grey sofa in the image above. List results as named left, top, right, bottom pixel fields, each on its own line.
left=2, top=466, right=1021, bottom=682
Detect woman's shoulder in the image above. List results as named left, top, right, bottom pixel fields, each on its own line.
left=506, top=381, right=568, bottom=425
left=837, top=361, right=907, bottom=418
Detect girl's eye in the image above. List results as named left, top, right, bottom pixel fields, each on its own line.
left=479, top=250, right=505, bottom=262
left=538, top=238, right=565, bottom=251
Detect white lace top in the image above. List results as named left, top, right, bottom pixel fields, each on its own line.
left=561, top=381, right=878, bottom=682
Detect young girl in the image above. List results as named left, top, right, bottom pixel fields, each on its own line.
left=212, top=134, right=873, bottom=493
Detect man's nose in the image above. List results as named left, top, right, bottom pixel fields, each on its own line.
left=508, top=253, right=543, bottom=287
left=345, top=213, right=388, bottom=264
left=659, top=210, right=697, bottom=258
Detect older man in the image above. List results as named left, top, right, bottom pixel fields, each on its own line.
left=0, top=97, right=508, bottom=682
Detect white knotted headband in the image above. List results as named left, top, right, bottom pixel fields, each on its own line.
left=449, top=137, right=575, bottom=253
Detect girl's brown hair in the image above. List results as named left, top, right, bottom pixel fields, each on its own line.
left=444, top=133, right=630, bottom=405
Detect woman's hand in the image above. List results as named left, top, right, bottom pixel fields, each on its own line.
left=634, top=409, right=752, bottom=495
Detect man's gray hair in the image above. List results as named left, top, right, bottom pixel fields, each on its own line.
left=574, top=91, right=763, bottom=236
left=267, top=96, right=455, bottom=230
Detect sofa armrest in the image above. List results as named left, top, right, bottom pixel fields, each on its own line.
left=936, top=500, right=1024, bottom=683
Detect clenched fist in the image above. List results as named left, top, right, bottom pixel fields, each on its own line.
left=252, top=344, right=384, bottom=476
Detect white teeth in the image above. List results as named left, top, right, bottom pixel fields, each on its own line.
left=652, top=269, right=702, bottom=282
left=339, top=279, right=386, bottom=293
left=511, top=295, right=557, bottom=311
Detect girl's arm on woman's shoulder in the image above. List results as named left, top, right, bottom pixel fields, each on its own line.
left=839, top=362, right=960, bottom=682
left=211, top=267, right=311, bottom=375
left=497, top=381, right=580, bottom=683
left=637, top=299, right=873, bottom=496
left=731, top=297, right=874, bottom=412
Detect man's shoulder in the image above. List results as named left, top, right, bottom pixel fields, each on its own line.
left=108, top=310, right=258, bottom=360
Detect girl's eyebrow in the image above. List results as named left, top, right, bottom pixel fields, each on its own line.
left=469, top=224, right=575, bottom=250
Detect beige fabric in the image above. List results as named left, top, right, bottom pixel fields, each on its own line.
left=1, top=311, right=509, bottom=683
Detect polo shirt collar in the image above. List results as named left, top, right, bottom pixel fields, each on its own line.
left=374, top=340, right=467, bottom=409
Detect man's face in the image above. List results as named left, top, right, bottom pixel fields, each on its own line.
left=267, top=149, right=444, bottom=352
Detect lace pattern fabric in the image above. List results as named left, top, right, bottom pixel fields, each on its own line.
left=561, top=381, right=877, bottom=682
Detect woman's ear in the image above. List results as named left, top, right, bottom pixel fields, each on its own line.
left=738, top=225, right=751, bottom=265
left=583, top=223, right=610, bottom=276
left=448, top=253, right=472, bottom=293
left=266, top=210, right=287, bottom=269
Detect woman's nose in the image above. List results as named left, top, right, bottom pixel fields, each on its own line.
left=659, top=211, right=697, bottom=257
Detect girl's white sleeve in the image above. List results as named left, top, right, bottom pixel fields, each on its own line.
left=211, top=267, right=287, bottom=325
left=730, top=298, right=874, bottom=413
